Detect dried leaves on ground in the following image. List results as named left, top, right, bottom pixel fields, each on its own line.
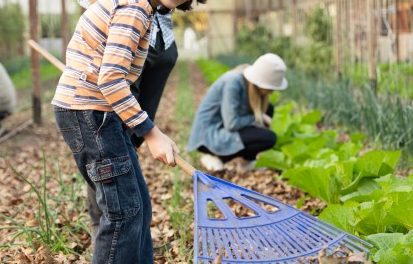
left=0, top=65, right=328, bottom=263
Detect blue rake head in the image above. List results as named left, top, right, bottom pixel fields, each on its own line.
left=193, top=171, right=371, bottom=263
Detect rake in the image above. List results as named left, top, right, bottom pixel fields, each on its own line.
left=175, top=156, right=371, bottom=263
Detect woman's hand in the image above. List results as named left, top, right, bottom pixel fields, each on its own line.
left=263, top=114, right=272, bottom=128
left=144, top=126, right=179, bottom=166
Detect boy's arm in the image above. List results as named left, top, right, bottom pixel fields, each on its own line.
left=98, top=3, right=154, bottom=137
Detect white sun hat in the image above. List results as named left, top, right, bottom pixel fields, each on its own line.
left=243, top=53, right=288, bottom=91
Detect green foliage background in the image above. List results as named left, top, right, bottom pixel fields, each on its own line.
left=236, top=7, right=333, bottom=78
left=0, top=3, right=25, bottom=61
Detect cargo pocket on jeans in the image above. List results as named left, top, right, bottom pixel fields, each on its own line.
left=54, top=106, right=84, bottom=153
left=86, top=155, right=141, bottom=221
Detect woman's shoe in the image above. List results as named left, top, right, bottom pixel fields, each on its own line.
left=200, top=154, right=224, bottom=171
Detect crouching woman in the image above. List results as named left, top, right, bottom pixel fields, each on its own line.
left=187, top=53, right=288, bottom=171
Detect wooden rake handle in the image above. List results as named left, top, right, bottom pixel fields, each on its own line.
left=28, top=40, right=66, bottom=72
left=175, top=155, right=196, bottom=176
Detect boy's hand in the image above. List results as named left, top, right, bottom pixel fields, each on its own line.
left=144, top=126, right=179, bottom=166
left=263, top=114, right=272, bottom=127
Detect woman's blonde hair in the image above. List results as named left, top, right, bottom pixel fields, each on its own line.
left=232, top=64, right=269, bottom=126
left=247, top=81, right=269, bottom=126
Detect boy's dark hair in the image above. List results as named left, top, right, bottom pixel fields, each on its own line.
left=157, top=0, right=207, bottom=15
left=176, top=0, right=207, bottom=11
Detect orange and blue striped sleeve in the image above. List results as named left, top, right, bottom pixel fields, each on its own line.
left=98, top=3, right=153, bottom=137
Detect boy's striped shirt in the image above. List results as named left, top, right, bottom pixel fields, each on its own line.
left=52, top=0, right=155, bottom=136
left=78, top=0, right=175, bottom=51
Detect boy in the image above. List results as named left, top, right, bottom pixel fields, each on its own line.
left=78, top=0, right=180, bottom=248
left=52, top=0, right=206, bottom=263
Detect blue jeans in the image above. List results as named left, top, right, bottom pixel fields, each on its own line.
left=86, top=34, right=178, bottom=256
left=54, top=106, right=153, bottom=264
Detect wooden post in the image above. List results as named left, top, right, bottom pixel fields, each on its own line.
left=292, top=0, right=298, bottom=40
left=335, top=0, right=343, bottom=78
left=29, top=0, right=41, bottom=125
left=349, top=0, right=355, bottom=65
left=232, top=2, right=238, bottom=43
left=61, top=0, right=69, bottom=63
left=410, top=1, right=413, bottom=41
left=344, top=0, right=350, bottom=71
left=395, top=0, right=400, bottom=62
left=245, top=0, right=252, bottom=22
left=206, top=9, right=212, bottom=58
left=367, top=0, right=378, bottom=93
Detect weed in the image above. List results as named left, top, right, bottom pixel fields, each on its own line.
left=1, top=153, right=89, bottom=255
left=165, top=62, right=197, bottom=262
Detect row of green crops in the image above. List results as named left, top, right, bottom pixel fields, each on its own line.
left=256, top=100, right=413, bottom=263
left=286, top=71, right=413, bottom=163
left=10, top=59, right=62, bottom=90
left=196, top=59, right=229, bottom=85
left=345, top=63, right=413, bottom=99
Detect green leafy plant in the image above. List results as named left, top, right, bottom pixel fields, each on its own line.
left=284, top=166, right=341, bottom=203
left=341, top=150, right=401, bottom=193
left=318, top=201, right=359, bottom=234
left=258, top=100, right=403, bottom=202
left=320, top=175, right=413, bottom=263
left=367, top=231, right=413, bottom=263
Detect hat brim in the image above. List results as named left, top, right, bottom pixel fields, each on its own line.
left=243, top=66, right=288, bottom=91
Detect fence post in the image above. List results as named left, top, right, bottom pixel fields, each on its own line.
left=292, top=0, right=298, bottom=41
left=29, top=0, right=42, bottom=125
left=335, top=0, right=343, bottom=78
left=395, top=0, right=400, bottom=62
left=367, top=0, right=378, bottom=93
